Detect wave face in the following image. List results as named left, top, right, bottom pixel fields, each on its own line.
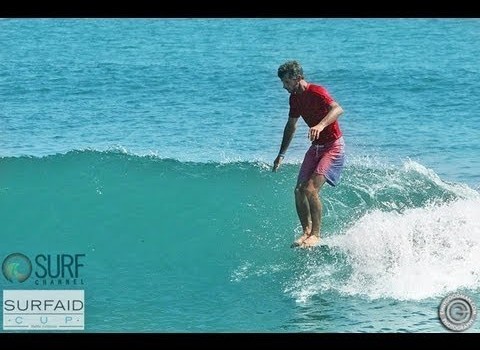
left=1, top=150, right=479, bottom=331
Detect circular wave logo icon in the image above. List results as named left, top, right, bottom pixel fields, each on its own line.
left=2, top=253, right=32, bottom=283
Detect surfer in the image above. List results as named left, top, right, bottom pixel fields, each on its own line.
left=272, top=60, right=346, bottom=248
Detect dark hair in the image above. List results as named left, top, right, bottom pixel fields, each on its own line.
left=277, top=60, right=304, bottom=80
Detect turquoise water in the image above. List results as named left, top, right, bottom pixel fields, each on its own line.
left=1, top=19, right=480, bottom=332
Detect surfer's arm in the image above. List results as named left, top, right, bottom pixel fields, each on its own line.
left=309, top=102, right=344, bottom=141
left=273, top=117, right=298, bottom=172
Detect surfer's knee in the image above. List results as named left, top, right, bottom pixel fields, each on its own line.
left=295, top=183, right=306, bottom=196
left=304, top=180, right=319, bottom=197
left=304, top=185, right=317, bottom=198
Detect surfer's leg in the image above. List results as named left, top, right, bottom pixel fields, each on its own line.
left=292, top=182, right=311, bottom=246
left=292, top=147, right=317, bottom=247
left=300, top=174, right=326, bottom=248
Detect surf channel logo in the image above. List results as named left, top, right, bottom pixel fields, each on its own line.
left=438, top=293, right=477, bottom=332
left=2, top=253, right=32, bottom=283
left=2, top=252, right=85, bottom=286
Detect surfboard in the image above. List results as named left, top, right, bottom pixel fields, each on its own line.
left=291, top=242, right=330, bottom=250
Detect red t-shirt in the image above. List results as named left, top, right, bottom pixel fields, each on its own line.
left=289, top=83, right=342, bottom=145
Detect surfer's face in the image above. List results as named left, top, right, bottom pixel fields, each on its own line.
left=281, top=76, right=300, bottom=94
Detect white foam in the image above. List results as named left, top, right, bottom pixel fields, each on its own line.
left=326, top=198, right=480, bottom=300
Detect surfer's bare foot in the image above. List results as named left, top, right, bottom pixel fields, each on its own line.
left=290, top=231, right=311, bottom=248
left=300, top=234, right=320, bottom=248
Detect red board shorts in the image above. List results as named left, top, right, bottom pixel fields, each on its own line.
left=297, top=137, right=345, bottom=186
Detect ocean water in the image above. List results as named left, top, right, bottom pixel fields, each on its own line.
left=1, top=18, right=479, bottom=333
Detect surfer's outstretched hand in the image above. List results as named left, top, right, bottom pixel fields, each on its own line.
left=272, top=155, right=283, bottom=172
